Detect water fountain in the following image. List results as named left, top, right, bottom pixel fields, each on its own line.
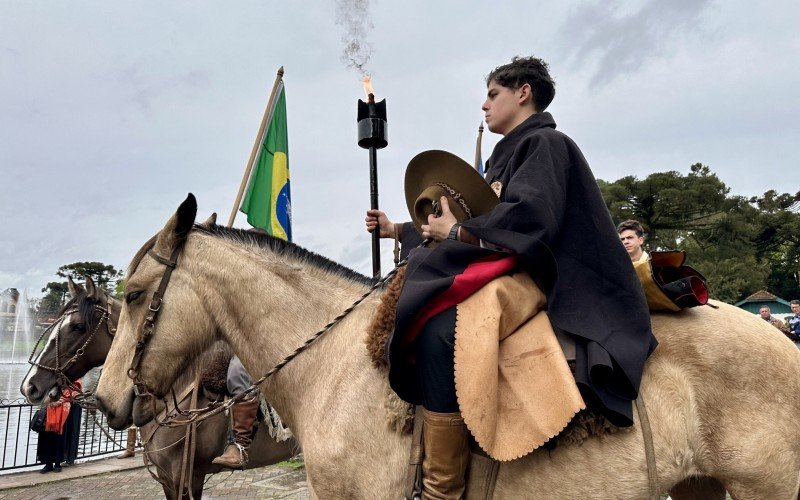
left=1, top=289, right=38, bottom=400
left=1, top=289, right=35, bottom=364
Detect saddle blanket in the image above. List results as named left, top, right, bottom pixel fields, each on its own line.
left=455, top=271, right=585, bottom=461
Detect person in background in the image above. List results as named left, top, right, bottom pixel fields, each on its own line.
left=212, top=355, right=260, bottom=469
left=37, top=388, right=74, bottom=473
left=117, top=427, right=137, bottom=459
left=617, top=220, right=648, bottom=263
left=787, top=300, right=800, bottom=346
left=62, top=380, right=83, bottom=466
left=759, top=305, right=795, bottom=340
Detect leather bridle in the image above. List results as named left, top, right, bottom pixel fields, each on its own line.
left=127, top=245, right=184, bottom=399
left=29, top=295, right=116, bottom=392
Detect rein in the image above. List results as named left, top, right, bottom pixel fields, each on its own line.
left=132, top=226, right=428, bottom=428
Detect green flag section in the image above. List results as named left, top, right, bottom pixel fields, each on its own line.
left=240, top=84, right=292, bottom=241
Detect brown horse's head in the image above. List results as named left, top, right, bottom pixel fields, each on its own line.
left=95, top=194, right=220, bottom=429
left=21, top=275, right=118, bottom=405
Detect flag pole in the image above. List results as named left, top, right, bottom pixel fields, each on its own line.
left=473, top=121, right=484, bottom=172
left=227, top=66, right=285, bottom=228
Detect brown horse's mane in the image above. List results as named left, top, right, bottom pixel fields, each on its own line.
left=127, top=224, right=374, bottom=287
left=58, top=291, right=102, bottom=330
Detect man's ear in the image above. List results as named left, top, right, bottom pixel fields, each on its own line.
left=154, top=194, right=197, bottom=257
left=518, top=83, right=535, bottom=109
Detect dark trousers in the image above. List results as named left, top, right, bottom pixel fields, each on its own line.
left=415, top=306, right=459, bottom=413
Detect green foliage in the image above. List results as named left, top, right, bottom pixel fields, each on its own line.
left=37, top=262, right=123, bottom=314
left=56, top=262, right=122, bottom=293
left=600, top=166, right=800, bottom=303
left=39, top=281, right=69, bottom=315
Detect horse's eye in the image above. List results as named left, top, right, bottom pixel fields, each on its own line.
left=74, top=323, right=86, bottom=332
left=126, top=291, right=144, bottom=303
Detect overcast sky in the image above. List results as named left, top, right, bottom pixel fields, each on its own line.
left=1, top=0, right=799, bottom=297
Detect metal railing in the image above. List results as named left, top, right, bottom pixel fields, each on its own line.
left=0, top=398, right=127, bottom=472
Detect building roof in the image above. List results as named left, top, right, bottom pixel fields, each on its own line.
left=735, top=290, right=791, bottom=307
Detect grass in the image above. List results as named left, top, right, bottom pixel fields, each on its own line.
left=276, top=457, right=305, bottom=470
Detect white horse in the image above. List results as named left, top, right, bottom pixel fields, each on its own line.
left=95, top=195, right=800, bottom=499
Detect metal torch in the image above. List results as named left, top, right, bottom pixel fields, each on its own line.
left=357, top=83, right=388, bottom=278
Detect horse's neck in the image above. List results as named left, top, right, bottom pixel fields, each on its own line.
left=194, top=240, right=408, bottom=482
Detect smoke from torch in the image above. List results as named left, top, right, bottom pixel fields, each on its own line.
left=336, top=0, right=374, bottom=76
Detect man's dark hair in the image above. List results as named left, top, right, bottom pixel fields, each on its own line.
left=487, top=56, right=556, bottom=112
left=616, top=220, right=644, bottom=237
left=791, top=299, right=800, bottom=306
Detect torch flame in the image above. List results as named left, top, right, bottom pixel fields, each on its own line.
left=362, top=75, right=375, bottom=102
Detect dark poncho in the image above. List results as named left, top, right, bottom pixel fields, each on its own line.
left=389, top=112, right=657, bottom=426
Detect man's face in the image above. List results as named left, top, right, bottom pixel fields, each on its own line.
left=791, top=303, right=800, bottom=314
left=482, top=80, right=530, bottom=135
left=760, top=308, right=771, bottom=319
left=619, top=230, right=644, bottom=257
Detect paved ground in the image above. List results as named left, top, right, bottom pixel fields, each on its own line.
left=0, top=457, right=308, bottom=499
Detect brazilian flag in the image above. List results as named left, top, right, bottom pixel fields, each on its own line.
left=240, top=83, right=292, bottom=241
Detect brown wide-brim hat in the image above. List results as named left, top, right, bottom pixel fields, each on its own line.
left=405, top=150, right=499, bottom=235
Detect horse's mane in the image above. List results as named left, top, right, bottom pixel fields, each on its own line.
left=127, top=224, right=373, bottom=287
left=200, top=224, right=374, bottom=286
left=58, top=291, right=100, bottom=330
left=126, top=234, right=158, bottom=281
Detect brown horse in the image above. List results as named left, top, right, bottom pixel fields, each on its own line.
left=21, top=275, right=297, bottom=499
left=96, top=195, right=800, bottom=499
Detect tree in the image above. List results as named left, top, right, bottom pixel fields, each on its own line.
left=39, top=281, right=69, bottom=315
left=56, top=262, right=122, bottom=294
left=37, top=262, right=122, bottom=314
left=599, top=165, right=798, bottom=303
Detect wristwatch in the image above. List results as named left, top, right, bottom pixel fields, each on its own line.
left=447, top=223, right=462, bottom=241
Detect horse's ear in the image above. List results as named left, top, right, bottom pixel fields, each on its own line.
left=85, top=276, right=102, bottom=300
left=154, top=194, right=197, bottom=256
left=199, top=212, right=217, bottom=228
left=67, top=276, right=85, bottom=299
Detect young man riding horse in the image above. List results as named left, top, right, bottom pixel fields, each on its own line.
left=367, top=56, right=656, bottom=499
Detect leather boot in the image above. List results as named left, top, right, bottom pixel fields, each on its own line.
left=421, top=409, right=470, bottom=500
left=212, top=397, right=260, bottom=469
left=117, top=428, right=137, bottom=458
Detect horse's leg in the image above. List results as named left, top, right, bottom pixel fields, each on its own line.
left=187, top=469, right=205, bottom=500
left=668, top=476, right=727, bottom=500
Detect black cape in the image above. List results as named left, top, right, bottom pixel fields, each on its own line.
left=389, top=112, right=657, bottom=426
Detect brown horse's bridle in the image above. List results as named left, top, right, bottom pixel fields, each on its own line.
left=29, top=296, right=116, bottom=393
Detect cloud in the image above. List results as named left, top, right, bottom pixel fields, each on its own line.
left=120, top=66, right=212, bottom=111
left=559, top=0, right=715, bottom=86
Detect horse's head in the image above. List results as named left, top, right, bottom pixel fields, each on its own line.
left=95, top=194, right=219, bottom=429
left=21, top=275, right=118, bottom=405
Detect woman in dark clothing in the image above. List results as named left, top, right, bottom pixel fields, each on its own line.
left=37, top=401, right=67, bottom=473
left=62, top=380, right=83, bottom=465
left=367, top=56, right=656, bottom=499
left=37, top=381, right=82, bottom=472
